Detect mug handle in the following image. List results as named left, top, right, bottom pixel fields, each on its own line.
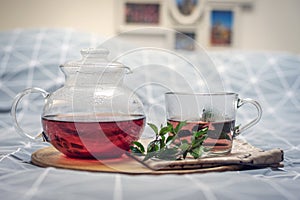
left=11, top=87, right=49, bottom=141
left=234, top=98, right=262, bottom=137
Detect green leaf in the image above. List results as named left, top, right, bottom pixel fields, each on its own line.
left=156, top=148, right=179, bottom=160
left=132, top=120, right=209, bottom=161
left=191, top=139, right=202, bottom=148
left=167, top=122, right=175, bottom=133
left=143, top=151, right=158, bottom=161
left=147, top=140, right=160, bottom=153
left=130, top=146, right=144, bottom=155
left=159, top=126, right=171, bottom=136
left=147, top=123, right=159, bottom=135
left=193, top=127, right=208, bottom=138
left=199, top=135, right=208, bottom=144
left=166, top=135, right=175, bottom=145
left=159, top=138, right=165, bottom=149
left=174, top=121, right=187, bottom=134
left=179, top=143, right=190, bottom=152
left=190, top=146, right=204, bottom=159
left=167, top=121, right=173, bottom=127
left=190, top=151, right=199, bottom=159
left=132, top=141, right=145, bottom=153
left=161, top=135, right=166, bottom=141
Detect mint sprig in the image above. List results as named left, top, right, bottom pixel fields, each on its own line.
left=130, top=121, right=208, bottom=161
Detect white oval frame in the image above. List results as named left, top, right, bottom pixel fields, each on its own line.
left=169, top=0, right=206, bottom=25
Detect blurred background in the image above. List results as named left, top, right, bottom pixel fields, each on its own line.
left=0, top=0, right=299, bottom=53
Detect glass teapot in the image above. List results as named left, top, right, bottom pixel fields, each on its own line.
left=11, top=48, right=146, bottom=159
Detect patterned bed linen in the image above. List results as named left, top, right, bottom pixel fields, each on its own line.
left=0, top=28, right=299, bottom=200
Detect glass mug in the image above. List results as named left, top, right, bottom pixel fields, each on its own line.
left=11, top=48, right=146, bottom=159
left=165, top=92, right=262, bottom=156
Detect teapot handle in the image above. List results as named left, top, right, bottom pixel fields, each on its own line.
left=11, top=87, right=49, bottom=141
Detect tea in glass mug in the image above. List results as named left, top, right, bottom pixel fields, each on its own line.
left=165, top=92, right=262, bottom=156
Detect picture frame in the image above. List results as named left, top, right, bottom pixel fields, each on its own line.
left=210, top=9, right=234, bottom=46
left=203, top=3, right=241, bottom=48
left=117, top=0, right=165, bottom=33
left=169, top=0, right=207, bottom=25
left=174, top=29, right=197, bottom=51
left=125, top=2, right=160, bottom=24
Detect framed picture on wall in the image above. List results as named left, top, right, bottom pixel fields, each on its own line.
left=117, top=0, right=165, bottom=32
left=169, top=0, right=207, bottom=25
left=125, top=2, right=160, bottom=24
left=174, top=30, right=197, bottom=51
left=210, top=9, right=234, bottom=46
left=205, top=2, right=242, bottom=49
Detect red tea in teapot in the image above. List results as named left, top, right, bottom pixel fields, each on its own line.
left=42, top=114, right=146, bottom=159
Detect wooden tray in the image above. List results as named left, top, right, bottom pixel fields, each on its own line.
left=31, top=139, right=283, bottom=175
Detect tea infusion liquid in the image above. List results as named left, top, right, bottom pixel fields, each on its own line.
left=42, top=114, right=146, bottom=159
left=168, top=118, right=235, bottom=155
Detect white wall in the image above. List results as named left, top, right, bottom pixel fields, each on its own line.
left=0, top=0, right=116, bottom=37
left=0, top=0, right=299, bottom=53
left=240, top=0, right=300, bottom=53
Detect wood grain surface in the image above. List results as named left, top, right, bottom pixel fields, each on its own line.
left=31, top=139, right=283, bottom=175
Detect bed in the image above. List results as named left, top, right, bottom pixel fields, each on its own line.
left=0, top=28, right=299, bottom=199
